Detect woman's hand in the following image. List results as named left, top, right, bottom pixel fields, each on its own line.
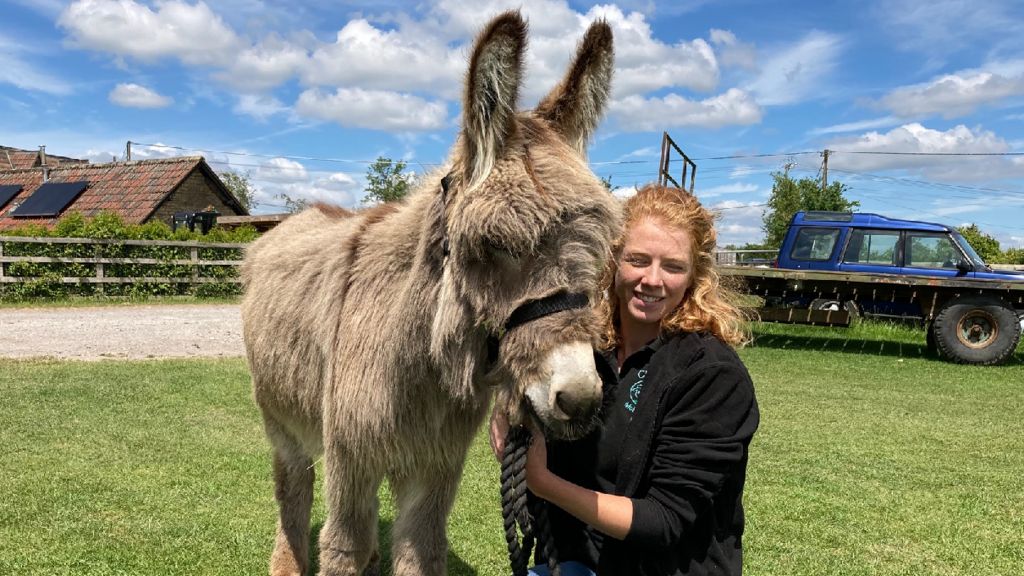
left=488, top=406, right=509, bottom=462
left=525, top=425, right=552, bottom=499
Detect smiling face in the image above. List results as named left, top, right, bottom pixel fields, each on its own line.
left=614, top=217, right=694, bottom=343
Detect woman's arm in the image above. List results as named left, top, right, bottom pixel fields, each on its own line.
left=492, top=406, right=634, bottom=539
left=530, top=360, right=758, bottom=548
left=525, top=430, right=634, bottom=541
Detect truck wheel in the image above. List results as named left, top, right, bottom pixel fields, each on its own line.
left=932, top=296, right=1022, bottom=365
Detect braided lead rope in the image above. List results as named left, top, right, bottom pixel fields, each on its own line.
left=500, top=425, right=560, bottom=576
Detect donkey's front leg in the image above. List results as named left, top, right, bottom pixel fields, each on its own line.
left=317, top=440, right=382, bottom=576
left=389, top=464, right=463, bottom=576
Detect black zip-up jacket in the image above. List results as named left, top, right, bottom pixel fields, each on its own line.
left=542, top=331, right=759, bottom=576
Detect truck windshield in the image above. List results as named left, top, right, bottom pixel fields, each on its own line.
left=953, top=232, right=988, bottom=267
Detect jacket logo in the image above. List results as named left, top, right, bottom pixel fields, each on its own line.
left=624, top=368, right=647, bottom=413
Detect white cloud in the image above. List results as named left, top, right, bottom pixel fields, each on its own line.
left=406, top=2, right=722, bottom=102
left=429, top=0, right=581, bottom=40
left=303, top=19, right=463, bottom=96
left=611, top=88, right=762, bottom=131
left=708, top=199, right=766, bottom=246
left=233, top=94, right=289, bottom=121
left=826, top=123, right=1024, bottom=181
left=216, top=35, right=309, bottom=92
left=729, top=165, right=760, bottom=179
left=295, top=88, right=448, bottom=131
left=82, top=148, right=123, bottom=163
left=746, top=31, right=843, bottom=106
left=809, top=116, right=901, bottom=136
left=880, top=69, right=1024, bottom=119
left=256, top=157, right=308, bottom=183
left=699, top=182, right=760, bottom=198
left=592, top=5, right=719, bottom=98
left=709, top=28, right=756, bottom=70
left=131, top=142, right=185, bottom=159
left=58, top=0, right=242, bottom=66
left=253, top=171, right=363, bottom=210
left=108, top=83, right=173, bottom=108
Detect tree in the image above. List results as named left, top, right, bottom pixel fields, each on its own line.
left=275, top=193, right=310, bottom=214
left=1003, top=247, right=1024, bottom=265
left=363, top=156, right=415, bottom=204
left=956, top=223, right=1001, bottom=263
left=762, top=168, right=859, bottom=248
left=219, top=170, right=255, bottom=213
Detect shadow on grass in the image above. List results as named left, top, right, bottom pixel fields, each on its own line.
left=750, top=330, right=1024, bottom=365
left=308, top=518, right=479, bottom=576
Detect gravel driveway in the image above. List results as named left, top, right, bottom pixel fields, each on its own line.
left=0, top=304, right=245, bottom=360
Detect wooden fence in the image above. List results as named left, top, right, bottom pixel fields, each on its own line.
left=0, top=236, right=247, bottom=286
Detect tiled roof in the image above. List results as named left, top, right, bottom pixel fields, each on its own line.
left=0, top=156, right=236, bottom=230
left=1, top=146, right=88, bottom=170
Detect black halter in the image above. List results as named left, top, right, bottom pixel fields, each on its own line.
left=487, top=291, right=590, bottom=366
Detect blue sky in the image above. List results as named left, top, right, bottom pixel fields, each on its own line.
left=3, top=0, right=1024, bottom=247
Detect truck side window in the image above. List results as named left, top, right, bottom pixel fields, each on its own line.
left=843, top=229, right=899, bottom=265
left=790, top=227, right=839, bottom=261
left=907, top=233, right=960, bottom=269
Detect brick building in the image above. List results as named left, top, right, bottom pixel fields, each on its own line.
left=0, top=154, right=247, bottom=231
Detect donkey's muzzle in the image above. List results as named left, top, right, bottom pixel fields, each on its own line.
left=524, top=341, right=602, bottom=440
left=553, top=388, right=598, bottom=422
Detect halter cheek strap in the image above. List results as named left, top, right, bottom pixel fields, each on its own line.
left=486, top=291, right=590, bottom=366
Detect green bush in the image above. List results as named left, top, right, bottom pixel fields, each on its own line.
left=1003, top=248, right=1024, bottom=265
left=0, top=212, right=257, bottom=302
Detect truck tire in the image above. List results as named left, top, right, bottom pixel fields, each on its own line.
left=932, top=296, right=1021, bottom=365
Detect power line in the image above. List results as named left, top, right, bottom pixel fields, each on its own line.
left=835, top=150, right=1024, bottom=157
left=690, top=151, right=820, bottom=161
left=830, top=168, right=1024, bottom=200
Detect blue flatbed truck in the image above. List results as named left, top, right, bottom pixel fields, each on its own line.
left=721, top=211, right=1024, bottom=365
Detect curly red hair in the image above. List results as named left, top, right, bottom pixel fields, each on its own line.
left=596, top=184, right=750, bottom=349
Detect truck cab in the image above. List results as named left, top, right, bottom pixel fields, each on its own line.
left=777, top=211, right=1012, bottom=280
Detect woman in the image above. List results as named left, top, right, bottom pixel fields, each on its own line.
left=491, top=184, right=759, bottom=576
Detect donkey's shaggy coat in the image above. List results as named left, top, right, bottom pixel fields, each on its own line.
left=242, top=12, right=618, bottom=576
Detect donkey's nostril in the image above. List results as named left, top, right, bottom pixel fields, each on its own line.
left=554, top=389, right=591, bottom=421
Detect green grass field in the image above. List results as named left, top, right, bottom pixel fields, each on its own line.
left=1, top=322, right=1021, bottom=575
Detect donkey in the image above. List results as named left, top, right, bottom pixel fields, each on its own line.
left=241, top=11, right=618, bottom=576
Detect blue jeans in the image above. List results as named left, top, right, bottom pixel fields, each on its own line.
left=528, top=561, right=597, bottom=576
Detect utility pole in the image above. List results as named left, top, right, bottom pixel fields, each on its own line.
left=821, top=148, right=830, bottom=191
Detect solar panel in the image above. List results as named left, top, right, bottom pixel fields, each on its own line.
left=0, top=184, right=22, bottom=210
left=10, top=181, right=89, bottom=218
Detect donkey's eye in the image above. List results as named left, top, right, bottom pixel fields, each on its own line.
left=485, top=237, right=520, bottom=261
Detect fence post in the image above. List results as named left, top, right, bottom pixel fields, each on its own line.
left=191, top=246, right=199, bottom=284
left=95, top=243, right=104, bottom=295
left=0, top=240, right=4, bottom=281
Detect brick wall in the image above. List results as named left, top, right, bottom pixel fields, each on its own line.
left=150, top=170, right=242, bottom=226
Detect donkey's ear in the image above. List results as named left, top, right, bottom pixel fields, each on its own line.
left=536, top=20, right=614, bottom=155
left=461, top=11, right=527, bottom=186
